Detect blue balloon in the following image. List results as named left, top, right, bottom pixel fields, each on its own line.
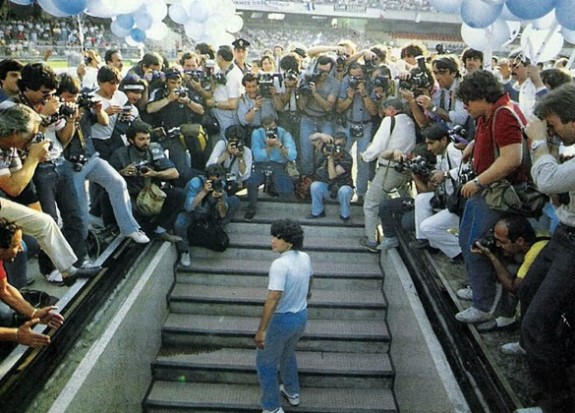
left=37, top=0, right=72, bottom=16
left=556, top=0, right=575, bottom=31
left=53, top=0, right=87, bottom=15
left=461, top=0, right=503, bottom=29
left=134, top=12, right=153, bottom=31
left=116, top=14, right=135, bottom=30
left=10, top=0, right=34, bottom=5
left=506, top=0, right=556, bottom=20
left=130, top=28, right=146, bottom=43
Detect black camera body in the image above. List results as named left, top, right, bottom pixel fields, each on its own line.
left=69, top=153, right=88, bottom=172
left=324, top=143, right=344, bottom=156
left=394, top=155, right=431, bottom=177
left=298, top=72, right=320, bottom=95
left=476, top=234, right=498, bottom=252
left=348, top=75, right=363, bottom=90
left=32, top=131, right=53, bottom=150
left=336, top=53, right=348, bottom=67
left=77, top=91, right=98, bottom=110
left=284, top=69, right=299, bottom=82
left=174, top=86, right=189, bottom=98
left=265, top=129, right=278, bottom=140
left=257, top=72, right=282, bottom=98
left=373, top=75, right=390, bottom=92
left=459, top=167, right=476, bottom=184
left=398, top=56, right=432, bottom=95
left=134, top=161, right=151, bottom=174
left=448, top=125, right=469, bottom=145
left=211, top=178, right=225, bottom=193
left=213, top=72, right=227, bottom=85
left=230, top=141, right=244, bottom=154
left=59, top=102, right=77, bottom=118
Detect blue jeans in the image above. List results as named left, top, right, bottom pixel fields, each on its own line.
left=256, top=310, right=307, bottom=411
left=310, top=181, right=353, bottom=218
left=246, top=162, right=294, bottom=211
left=299, top=115, right=333, bottom=175
left=343, top=122, right=373, bottom=197
left=458, top=194, right=504, bottom=312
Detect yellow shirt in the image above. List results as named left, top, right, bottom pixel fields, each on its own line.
left=517, top=239, right=549, bottom=279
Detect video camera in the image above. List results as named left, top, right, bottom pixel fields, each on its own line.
left=257, top=72, right=283, bottom=98
left=348, top=75, right=364, bottom=90
left=324, top=142, right=344, bottom=156
left=448, top=125, right=469, bottom=145
left=394, top=155, right=432, bottom=177
left=398, top=56, right=432, bottom=95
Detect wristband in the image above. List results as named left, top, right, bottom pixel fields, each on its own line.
left=530, top=140, right=547, bottom=151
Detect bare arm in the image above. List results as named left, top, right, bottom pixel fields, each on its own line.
left=254, top=290, right=283, bottom=349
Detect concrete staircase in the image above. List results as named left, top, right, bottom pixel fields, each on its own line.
left=143, top=200, right=398, bottom=413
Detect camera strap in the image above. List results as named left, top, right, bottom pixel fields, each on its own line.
left=76, top=124, right=87, bottom=152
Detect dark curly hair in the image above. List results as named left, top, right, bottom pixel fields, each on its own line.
left=18, top=62, right=59, bottom=93
left=270, top=219, right=304, bottom=250
left=457, top=70, right=504, bottom=104
left=0, top=218, right=21, bottom=249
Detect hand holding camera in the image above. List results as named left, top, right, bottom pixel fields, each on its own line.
left=41, top=95, right=60, bottom=117
left=28, top=133, right=51, bottom=162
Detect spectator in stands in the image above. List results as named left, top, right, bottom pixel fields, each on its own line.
left=307, top=132, right=354, bottom=223
left=455, top=70, right=528, bottom=324
left=336, top=61, right=377, bottom=204
left=76, top=49, right=101, bottom=90
left=297, top=55, right=339, bottom=176
left=0, top=58, right=23, bottom=103
left=0, top=219, right=64, bottom=348
left=238, top=73, right=278, bottom=134
left=273, top=44, right=284, bottom=69
left=255, top=218, right=312, bottom=413
left=461, top=48, right=483, bottom=74
left=232, top=38, right=252, bottom=74
left=359, top=97, right=416, bottom=251
left=0, top=104, right=101, bottom=286
left=519, top=83, right=575, bottom=412
left=210, top=45, right=244, bottom=141
left=409, top=123, right=462, bottom=258
left=109, top=120, right=184, bottom=243
left=243, top=117, right=297, bottom=220
left=468, top=215, right=548, bottom=334
left=174, top=163, right=239, bottom=267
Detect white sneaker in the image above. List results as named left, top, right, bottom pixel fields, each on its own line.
left=456, top=287, right=473, bottom=301
left=501, top=341, right=527, bottom=356
left=126, top=230, right=150, bottom=243
left=514, top=407, right=543, bottom=413
left=180, top=253, right=191, bottom=267
left=45, top=269, right=64, bottom=285
left=262, top=408, right=285, bottom=413
left=279, top=383, right=300, bottom=406
left=455, top=307, right=492, bottom=324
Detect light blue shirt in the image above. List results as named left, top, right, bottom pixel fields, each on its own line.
left=268, top=250, right=313, bottom=314
left=251, top=126, right=297, bottom=163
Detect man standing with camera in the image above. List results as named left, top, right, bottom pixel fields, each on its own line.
left=244, top=117, right=297, bottom=220
left=307, top=132, right=353, bottom=223
left=238, top=73, right=278, bottom=134
left=519, top=83, right=575, bottom=412
left=109, top=120, right=184, bottom=243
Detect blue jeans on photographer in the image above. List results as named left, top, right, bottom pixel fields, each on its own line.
left=245, top=162, right=294, bottom=212
left=299, top=115, right=333, bottom=175
left=344, top=121, right=373, bottom=197
left=310, top=181, right=353, bottom=218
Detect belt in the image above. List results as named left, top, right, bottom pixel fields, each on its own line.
left=303, top=112, right=327, bottom=120
left=37, top=161, right=56, bottom=169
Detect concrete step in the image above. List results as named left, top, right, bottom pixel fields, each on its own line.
left=144, top=381, right=398, bottom=413
left=169, top=283, right=387, bottom=319
left=176, top=270, right=382, bottom=291
left=152, top=348, right=394, bottom=389
left=162, top=314, right=390, bottom=354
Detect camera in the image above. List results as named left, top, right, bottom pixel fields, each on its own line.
left=213, top=72, right=227, bottom=85
left=324, top=143, right=344, bottom=155
left=475, top=234, right=498, bottom=252
left=77, top=91, right=99, bottom=110
left=134, top=161, right=151, bottom=174
left=211, top=179, right=225, bottom=194
left=32, top=131, right=53, bottom=150
left=298, top=71, right=320, bottom=95
left=336, top=53, right=348, bottom=67
left=459, top=166, right=476, bottom=184
left=348, top=75, right=363, bottom=90
left=257, top=72, right=282, bottom=98
left=185, top=69, right=205, bottom=83
left=69, top=153, right=87, bottom=172
left=394, top=155, right=431, bottom=177
left=225, top=172, right=239, bottom=194
left=364, top=58, right=378, bottom=74
left=175, top=86, right=189, bottom=98
left=448, top=125, right=469, bottom=145
left=230, top=141, right=244, bottom=154
left=284, top=69, right=299, bottom=82
left=265, top=128, right=278, bottom=140
left=59, top=101, right=77, bottom=118
left=397, top=56, right=432, bottom=95
left=373, top=75, right=390, bottom=91
left=166, top=127, right=181, bottom=141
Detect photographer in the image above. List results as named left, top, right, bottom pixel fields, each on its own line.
left=109, top=121, right=184, bottom=243
left=174, top=164, right=239, bottom=266
left=298, top=55, right=340, bottom=176
left=146, top=67, right=204, bottom=185
left=307, top=132, right=354, bottom=223
left=244, top=117, right=297, bottom=220
left=398, top=57, right=438, bottom=129
left=336, top=62, right=377, bottom=204
left=274, top=54, right=303, bottom=153
left=206, top=125, right=253, bottom=193
left=518, top=83, right=575, bottom=412
left=237, top=73, right=278, bottom=134
left=179, top=52, right=212, bottom=117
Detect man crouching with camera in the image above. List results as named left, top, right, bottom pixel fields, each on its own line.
left=307, top=132, right=354, bottom=224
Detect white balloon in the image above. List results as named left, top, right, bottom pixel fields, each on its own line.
left=169, top=3, right=189, bottom=25
left=146, top=21, right=168, bottom=41
left=214, top=0, right=236, bottom=18
left=226, top=15, right=244, bottom=33
left=184, top=21, right=205, bottom=39
left=485, top=19, right=511, bottom=49
left=101, top=0, right=143, bottom=15
left=144, top=1, right=168, bottom=21
left=205, top=15, right=227, bottom=38
left=85, top=0, right=116, bottom=18
left=521, top=23, right=564, bottom=63
left=532, top=10, right=557, bottom=30
left=461, top=23, right=489, bottom=50
left=111, top=19, right=132, bottom=38
left=504, top=20, right=522, bottom=46
left=134, top=11, right=153, bottom=31
left=561, top=27, right=575, bottom=44
left=125, top=35, right=143, bottom=47
left=188, top=1, right=211, bottom=23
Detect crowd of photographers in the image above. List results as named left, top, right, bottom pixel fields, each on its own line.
left=0, top=33, right=574, bottom=411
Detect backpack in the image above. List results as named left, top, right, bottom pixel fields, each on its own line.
left=187, top=220, right=229, bottom=252
left=180, top=123, right=210, bottom=171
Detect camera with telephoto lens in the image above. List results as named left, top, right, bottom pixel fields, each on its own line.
left=77, top=91, right=99, bottom=110
left=175, top=86, right=189, bottom=98
left=373, top=75, right=390, bottom=92
left=348, top=75, right=363, bottom=90
left=398, top=56, right=432, bottom=95
left=448, top=125, right=469, bottom=145
left=475, top=234, right=498, bottom=252
left=298, top=71, right=321, bottom=95
left=211, top=178, right=225, bottom=194
left=134, top=160, right=151, bottom=175
left=69, top=153, right=87, bottom=172
left=394, top=155, right=432, bottom=177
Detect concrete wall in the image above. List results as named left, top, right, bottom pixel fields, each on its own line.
left=382, top=250, right=470, bottom=413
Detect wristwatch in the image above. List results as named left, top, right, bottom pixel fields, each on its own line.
left=530, top=140, right=547, bottom=151
left=472, top=177, right=483, bottom=188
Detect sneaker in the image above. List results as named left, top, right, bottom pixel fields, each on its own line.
left=45, top=269, right=65, bottom=286
left=279, top=384, right=300, bottom=406
left=409, top=239, right=430, bottom=249
left=456, top=287, right=473, bottom=301
left=126, top=230, right=150, bottom=243
left=156, top=231, right=183, bottom=243
left=455, top=307, right=492, bottom=324
left=354, top=195, right=364, bottom=205
left=262, top=408, right=285, bottom=413
left=340, top=215, right=351, bottom=225
left=450, top=253, right=464, bottom=263
left=62, top=265, right=102, bottom=287
left=377, top=236, right=399, bottom=250
left=180, top=252, right=191, bottom=267
left=359, top=238, right=379, bottom=253
left=476, top=316, right=517, bottom=332
left=501, top=341, right=527, bottom=356
left=306, top=211, right=325, bottom=219
left=514, top=407, right=543, bottom=413
left=244, top=208, right=256, bottom=220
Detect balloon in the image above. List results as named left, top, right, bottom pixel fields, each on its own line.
left=479, top=0, right=505, bottom=4
left=226, top=15, right=244, bottom=33
left=506, top=0, right=557, bottom=20
left=486, top=19, right=512, bottom=49
left=532, top=10, right=557, bottom=30
left=461, top=0, right=503, bottom=29
left=134, top=11, right=153, bottom=31
left=146, top=21, right=169, bottom=41
left=53, top=0, right=87, bottom=15
left=562, top=27, right=575, bottom=44
left=500, top=4, right=522, bottom=21
left=111, top=19, right=132, bottom=38
left=188, top=1, right=211, bottom=23
left=428, top=0, right=462, bottom=14
left=504, top=21, right=522, bottom=46
left=521, top=23, right=564, bottom=63
left=9, top=0, right=34, bottom=5
left=116, top=14, right=135, bottom=30
left=555, top=0, right=575, bottom=31
left=461, top=23, right=489, bottom=51
left=184, top=21, right=205, bottom=40
left=169, top=3, right=189, bottom=25
left=100, top=0, right=143, bottom=15
left=37, top=0, right=72, bottom=16
left=214, top=0, right=236, bottom=18
left=130, top=27, right=146, bottom=43
left=85, top=0, right=116, bottom=18
left=144, top=1, right=168, bottom=21
left=125, top=35, right=143, bottom=47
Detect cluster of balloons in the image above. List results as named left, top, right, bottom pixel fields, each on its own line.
left=168, top=0, right=244, bottom=46
left=9, top=0, right=170, bottom=45
left=429, top=0, right=575, bottom=63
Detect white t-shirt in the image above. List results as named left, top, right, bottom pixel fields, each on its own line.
left=268, top=250, right=313, bottom=314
